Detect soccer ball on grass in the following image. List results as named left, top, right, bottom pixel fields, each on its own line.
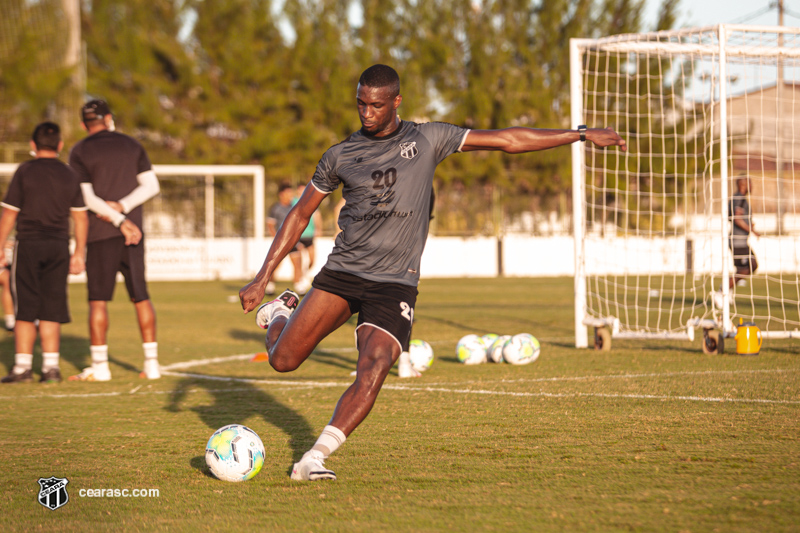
left=488, top=335, right=511, bottom=363
left=408, top=339, right=434, bottom=372
left=205, top=424, right=265, bottom=482
left=456, top=334, right=487, bottom=365
left=502, top=333, right=541, bottom=365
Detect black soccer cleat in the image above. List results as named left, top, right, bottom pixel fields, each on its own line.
left=40, top=368, right=62, bottom=383
left=1, top=369, right=33, bottom=384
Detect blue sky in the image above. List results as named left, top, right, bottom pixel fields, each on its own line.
left=644, top=0, right=799, bottom=29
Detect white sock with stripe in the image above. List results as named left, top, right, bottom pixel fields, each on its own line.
left=311, top=425, right=347, bottom=459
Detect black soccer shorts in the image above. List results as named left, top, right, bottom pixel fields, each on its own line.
left=311, top=267, right=418, bottom=352
left=730, top=243, right=758, bottom=273
left=86, top=236, right=150, bottom=302
left=12, top=239, right=71, bottom=323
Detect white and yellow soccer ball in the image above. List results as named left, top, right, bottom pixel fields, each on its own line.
left=456, top=334, right=487, bottom=365
left=408, top=339, right=434, bottom=372
left=502, top=333, right=541, bottom=365
left=488, top=335, right=511, bottom=363
left=205, top=424, right=265, bottom=482
left=480, top=334, right=499, bottom=354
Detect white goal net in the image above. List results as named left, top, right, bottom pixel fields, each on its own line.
left=570, top=25, right=800, bottom=348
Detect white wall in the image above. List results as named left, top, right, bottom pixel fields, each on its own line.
left=67, top=234, right=800, bottom=283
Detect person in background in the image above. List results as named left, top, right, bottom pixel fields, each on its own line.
left=266, top=182, right=305, bottom=295
left=68, top=99, right=157, bottom=382
left=0, top=122, right=88, bottom=384
left=291, top=183, right=322, bottom=295
left=729, top=176, right=759, bottom=289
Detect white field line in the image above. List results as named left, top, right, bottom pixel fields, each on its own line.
left=381, top=385, right=800, bottom=405
left=2, top=380, right=798, bottom=405
left=1, top=365, right=798, bottom=405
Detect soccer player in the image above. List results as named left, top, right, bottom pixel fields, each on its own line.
left=0, top=122, right=88, bottom=384
left=68, top=100, right=159, bottom=382
left=239, top=64, right=626, bottom=481
left=728, top=176, right=759, bottom=289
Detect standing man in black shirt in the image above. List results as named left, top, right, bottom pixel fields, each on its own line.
left=68, top=100, right=160, bottom=382
left=0, top=122, right=88, bottom=383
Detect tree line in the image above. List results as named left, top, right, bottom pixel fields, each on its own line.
left=1, top=0, right=680, bottom=233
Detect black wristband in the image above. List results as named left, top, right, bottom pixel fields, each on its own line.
left=578, top=125, right=587, bottom=142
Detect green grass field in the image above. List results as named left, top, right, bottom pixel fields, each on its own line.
left=1, top=277, right=798, bottom=532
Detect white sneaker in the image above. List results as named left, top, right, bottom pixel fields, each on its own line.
left=398, top=351, right=421, bottom=378
left=737, top=279, right=747, bottom=287
left=291, top=451, right=336, bottom=481
left=69, top=366, right=111, bottom=382
left=255, top=289, right=300, bottom=329
left=294, top=278, right=311, bottom=296
left=141, top=359, right=161, bottom=380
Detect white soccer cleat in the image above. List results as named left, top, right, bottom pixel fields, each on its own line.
left=255, top=289, right=300, bottom=329
left=291, top=451, right=336, bottom=481
left=141, top=359, right=161, bottom=380
left=69, top=366, right=111, bottom=382
left=294, top=277, right=311, bottom=296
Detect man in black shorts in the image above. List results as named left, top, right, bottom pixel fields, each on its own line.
left=239, top=64, right=627, bottom=481
left=68, top=100, right=159, bottom=382
left=0, top=122, right=88, bottom=384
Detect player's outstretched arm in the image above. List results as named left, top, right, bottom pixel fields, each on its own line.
left=239, top=186, right=327, bottom=313
left=461, top=126, right=626, bottom=153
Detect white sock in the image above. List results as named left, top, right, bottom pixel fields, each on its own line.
left=5, top=315, right=15, bottom=329
left=90, top=345, right=109, bottom=372
left=143, top=342, right=158, bottom=361
left=310, top=425, right=347, bottom=459
left=42, top=352, right=60, bottom=372
left=13, top=353, right=33, bottom=374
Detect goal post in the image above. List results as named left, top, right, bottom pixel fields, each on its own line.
left=0, top=163, right=266, bottom=280
left=571, top=24, right=800, bottom=348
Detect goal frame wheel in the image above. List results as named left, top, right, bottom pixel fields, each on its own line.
left=594, top=326, right=611, bottom=351
left=702, top=329, right=724, bottom=355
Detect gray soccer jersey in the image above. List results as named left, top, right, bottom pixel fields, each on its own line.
left=312, top=120, right=469, bottom=286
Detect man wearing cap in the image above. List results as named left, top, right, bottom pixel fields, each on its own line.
left=68, top=100, right=161, bottom=381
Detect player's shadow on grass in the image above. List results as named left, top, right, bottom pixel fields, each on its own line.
left=57, top=335, right=146, bottom=376
left=167, top=377, right=317, bottom=475
left=0, top=330, right=15, bottom=372
left=307, top=348, right=357, bottom=372
left=228, top=328, right=267, bottom=344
